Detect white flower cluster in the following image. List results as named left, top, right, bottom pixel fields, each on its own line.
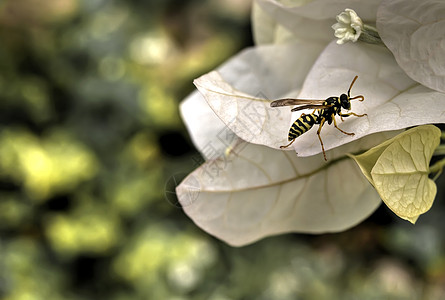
left=177, top=0, right=445, bottom=246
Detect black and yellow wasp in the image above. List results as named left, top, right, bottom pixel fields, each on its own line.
left=270, top=76, right=366, bottom=161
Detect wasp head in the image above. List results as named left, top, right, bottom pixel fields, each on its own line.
left=340, top=94, right=350, bottom=110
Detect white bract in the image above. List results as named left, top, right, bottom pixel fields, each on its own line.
left=178, top=135, right=393, bottom=246
left=177, top=0, right=445, bottom=246
left=332, top=8, right=363, bottom=44
left=193, top=42, right=445, bottom=157
left=377, top=0, right=445, bottom=93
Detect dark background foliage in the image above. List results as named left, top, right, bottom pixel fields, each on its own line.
left=0, top=0, right=444, bottom=299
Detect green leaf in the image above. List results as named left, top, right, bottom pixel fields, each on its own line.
left=350, top=125, right=441, bottom=223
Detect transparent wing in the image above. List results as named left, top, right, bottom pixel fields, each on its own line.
left=291, top=104, right=333, bottom=112
left=270, top=98, right=327, bottom=107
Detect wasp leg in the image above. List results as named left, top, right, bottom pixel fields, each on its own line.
left=332, top=114, right=354, bottom=136
left=316, top=118, right=327, bottom=161
left=339, top=112, right=367, bottom=118
left=280, top=139, right=296, bottom=149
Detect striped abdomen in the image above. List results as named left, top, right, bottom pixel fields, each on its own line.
left=288, top=114, right=317, bottom=141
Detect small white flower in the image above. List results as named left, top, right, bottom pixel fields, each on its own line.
left=332, top=9, right=363, bottom=44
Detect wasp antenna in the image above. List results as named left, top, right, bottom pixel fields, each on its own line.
left=350, top=95, right=364, bottom=102
left=348, top=75, right=359, bottom=97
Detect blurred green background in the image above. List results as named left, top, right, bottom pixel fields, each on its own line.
left=0, top=0, right=445, bottom=299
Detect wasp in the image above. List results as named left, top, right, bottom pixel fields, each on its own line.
left=270, top=76, right=366, bottom=161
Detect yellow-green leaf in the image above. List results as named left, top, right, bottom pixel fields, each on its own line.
left=348, top=135, right=398, bottom=186
left=350, top=125, right=441, bottom=223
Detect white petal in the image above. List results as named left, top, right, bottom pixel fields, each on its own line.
left=337, top=12, right=351, bottom=24
left=193, top=42, right=325, bottom=149
left=252, top=1, right=296, bottom=45
left=176, top=132, right=397, bottom=246
left=345, top=9, right=363, bottom=28
left=377, top=0, right=445, bottom=92
left=180, top=91, right=231, bottom=159
left=292, top=41, right=445, bottom=157
left=254, top=0, right=380, bottom=44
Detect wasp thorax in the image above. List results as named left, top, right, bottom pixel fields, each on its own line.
left=340, top=94, right=350, bottom=109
